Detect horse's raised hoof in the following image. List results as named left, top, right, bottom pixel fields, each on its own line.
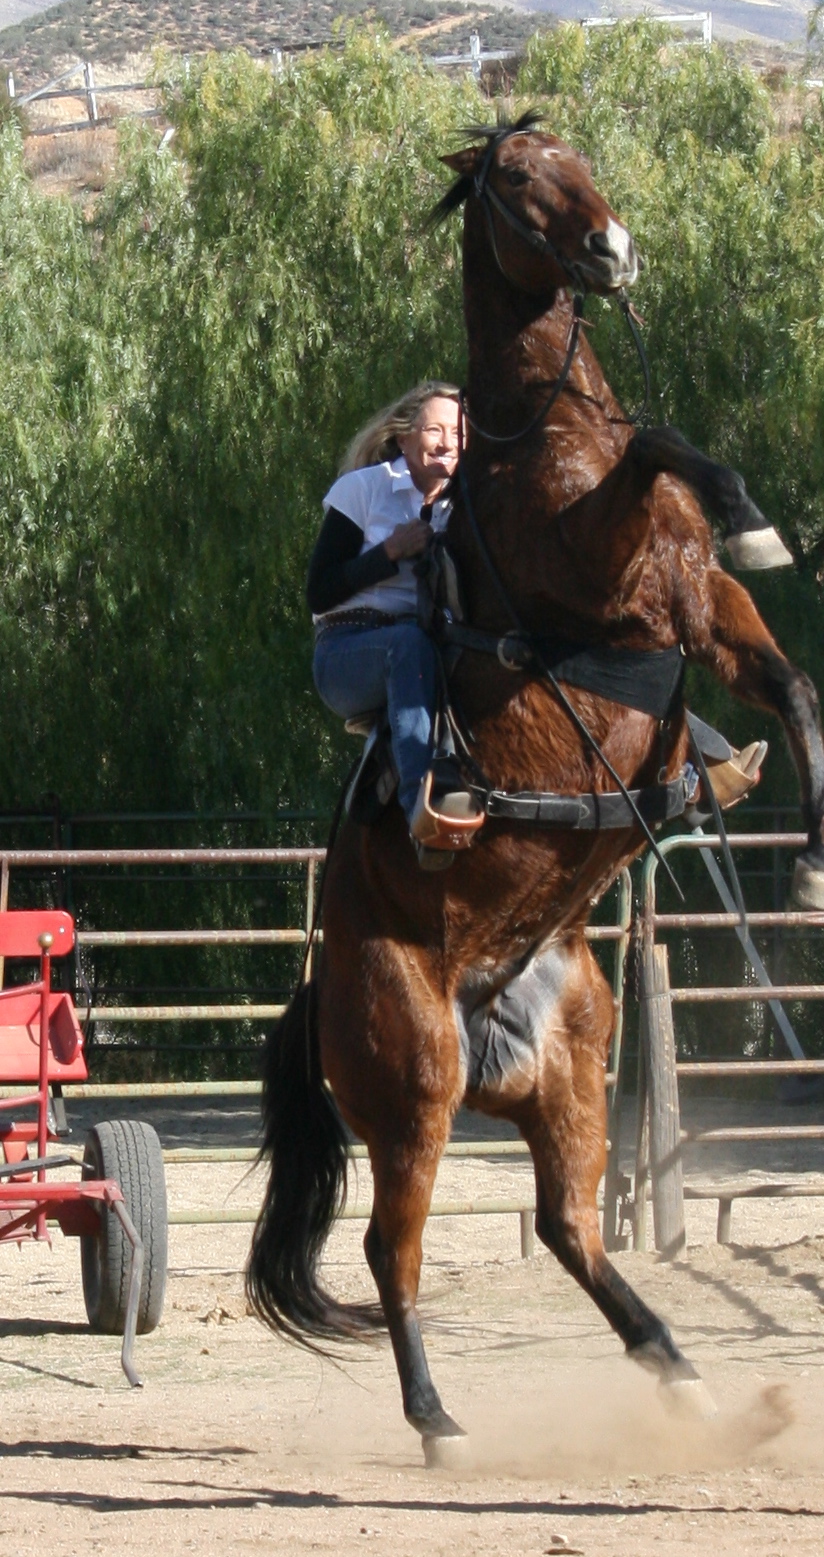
left=790, top=854, right=824, bottom=911
left=659, top=1375, right=718, bottom=1421
left=725, top=527, right=793, bottom=571
left=422, top=1432, right=473, bottom=1472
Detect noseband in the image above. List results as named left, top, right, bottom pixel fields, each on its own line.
left=467, top=126, right=650, bottom=438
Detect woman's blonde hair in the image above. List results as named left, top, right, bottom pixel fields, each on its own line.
left=340, top=380, right=461, bottom=473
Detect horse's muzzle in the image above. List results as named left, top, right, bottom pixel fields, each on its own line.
left=581, top=221, right=639, bottom=290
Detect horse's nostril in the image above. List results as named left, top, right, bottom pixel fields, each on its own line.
left=585, top=230, right=615, bottom=260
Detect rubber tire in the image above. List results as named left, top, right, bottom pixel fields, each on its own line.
left=81, top=1119, right=168, bottom=1336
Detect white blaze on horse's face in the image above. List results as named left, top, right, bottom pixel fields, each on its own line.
left=494, top=133, right=639, bottom=294
left=583, top=218, right=638, bottom=290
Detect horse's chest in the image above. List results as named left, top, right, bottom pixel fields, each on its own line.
left=453, top=940, right=570, bottom=1097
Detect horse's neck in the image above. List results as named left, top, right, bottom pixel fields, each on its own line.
left=462, top=246, right=624, bottom=437
left=455, top=235, right=647, bottom=639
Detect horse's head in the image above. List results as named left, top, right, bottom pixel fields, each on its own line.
left=435, top=112, right=638, bottom=297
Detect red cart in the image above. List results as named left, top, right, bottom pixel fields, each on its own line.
left=0, top=909, right=168, bottom=1385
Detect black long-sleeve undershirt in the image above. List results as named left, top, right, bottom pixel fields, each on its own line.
left=306, top=506, right=399, bottom=615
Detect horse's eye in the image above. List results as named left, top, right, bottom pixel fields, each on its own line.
left=505, top=168, right=531, bottom=187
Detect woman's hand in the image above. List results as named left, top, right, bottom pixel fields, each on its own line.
left=383, top=519, right=431, bottom=562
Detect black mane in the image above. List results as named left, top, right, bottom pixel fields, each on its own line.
left=427, top=109, right=545, bottom=228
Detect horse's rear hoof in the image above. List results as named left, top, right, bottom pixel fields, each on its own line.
left=422, top=1432, right=473, bottom=1471
left=659, top=1376, right=718, bottom=1421
left=726, top=527, right=793, bottom=570
left=790, top=855, right=824, bottom=910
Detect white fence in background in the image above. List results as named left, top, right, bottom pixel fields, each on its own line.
left=4, top=17, right=719, bottom=139
left=5, top=57, right=162, bottom=135
left=582, top=12, right=713, bottom=47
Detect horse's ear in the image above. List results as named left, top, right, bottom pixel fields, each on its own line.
left=440, top=147, right=481, bottom=176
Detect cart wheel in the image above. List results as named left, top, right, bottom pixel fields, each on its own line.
left=81, top=1119, right=168, bottom=1336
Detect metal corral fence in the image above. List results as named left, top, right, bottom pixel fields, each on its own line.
left=635, top=830, right=824, bottom=1258
left=0, top=849, right=633, bottom=1259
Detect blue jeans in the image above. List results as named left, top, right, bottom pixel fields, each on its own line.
left=313, top=621, right=438, bottom=822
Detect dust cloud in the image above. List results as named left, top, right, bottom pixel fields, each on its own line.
left=464, top=1361, right=794, bottom=1478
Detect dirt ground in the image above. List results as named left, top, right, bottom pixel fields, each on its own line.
left=2, top=1095, right=824, bottom=1556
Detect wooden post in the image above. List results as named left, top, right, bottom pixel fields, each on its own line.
left=84, top=61, right=99, bottom=124
left=633, top=1004, right=649, bottom=1250
left=303, top=858, right=316, bottom=982
left=603, top=870, right=631, bottom=1251
left=640, top=941, right=686, bottom=1257
left=716, top=1197, right=733, bottom=1244
left=6, top=73, right=14, bottom=100
left=0, top=857, right=8, bottom=990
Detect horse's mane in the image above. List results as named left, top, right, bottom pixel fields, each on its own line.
left=427, top=109, right=545, bottom=228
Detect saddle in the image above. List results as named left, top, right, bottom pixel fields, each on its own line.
left=341, top=541, right=767, bottom=845
left=343, top=712, right=398, bottom=826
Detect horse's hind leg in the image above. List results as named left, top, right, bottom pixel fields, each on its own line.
left=508, top=942, right=715, bottom=1416
left=631, top=425, right=793, bottom=570
left=682, top=567, right=824, bottom=907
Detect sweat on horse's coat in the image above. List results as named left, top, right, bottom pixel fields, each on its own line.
left=455, top=940, right=572, bottom=1096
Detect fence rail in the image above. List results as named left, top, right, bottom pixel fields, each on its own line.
left=1, top=830, right=821, bottom=1254
left=6, top=15, right=718, bottom=138
left=0, top=846, right=631, bottom=1252
left=635, top=830, right=824, bottom=1256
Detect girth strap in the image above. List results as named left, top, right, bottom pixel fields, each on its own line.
left=443, top=622, right=684, bottom=722
left=482, top=772, right=692, bottom=830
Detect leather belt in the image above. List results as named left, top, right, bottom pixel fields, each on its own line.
left=314, top=608, right=415, bottom=640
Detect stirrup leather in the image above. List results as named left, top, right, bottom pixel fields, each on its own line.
left=409, top=771, right=485, bottom=852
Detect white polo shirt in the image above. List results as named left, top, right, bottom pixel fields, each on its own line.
left=318, top=457, right=451, bottom=619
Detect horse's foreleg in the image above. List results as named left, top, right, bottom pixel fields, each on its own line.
left=685, top=569, right=824, bottom=906
left=365, top=1131, right=467, bottom=1455
left=631, top=425, right=793, bottom=570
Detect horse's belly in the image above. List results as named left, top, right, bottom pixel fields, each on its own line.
left=454, top=940, right=572, bottom=1100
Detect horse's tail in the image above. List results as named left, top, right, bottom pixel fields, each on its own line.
left=245, top=980, right=383, bottom=1347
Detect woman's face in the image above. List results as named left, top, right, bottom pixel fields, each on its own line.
left=397, top=396, right=460, bottom=497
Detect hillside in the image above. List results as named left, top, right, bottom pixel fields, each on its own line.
left=0, top=0, right=549, bottom=88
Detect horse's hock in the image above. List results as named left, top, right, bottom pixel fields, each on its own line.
left=634, top=828, right=824, bottom=1258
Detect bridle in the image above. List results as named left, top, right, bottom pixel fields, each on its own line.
left=465, top=126, right=651, bottom=441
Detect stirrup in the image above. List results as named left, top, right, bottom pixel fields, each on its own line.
left=705, top=739, right=768, bottom=810
left=409, top=771, right=485, bottom=853
left=344, top=709, right=381, bottom=738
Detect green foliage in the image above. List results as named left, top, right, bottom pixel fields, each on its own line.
left=0, top=34, right=479, bottom=815
left=520, top=24, right=824, bottom=709
left=0, top=25, right=823, bottom=831
left=521, top=28, right=824, bottom=541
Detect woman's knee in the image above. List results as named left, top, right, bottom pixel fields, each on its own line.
left=312, top=636, right=387, bottom=717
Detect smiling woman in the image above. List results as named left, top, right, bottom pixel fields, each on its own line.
left=307, top=380, right=485, bottom=863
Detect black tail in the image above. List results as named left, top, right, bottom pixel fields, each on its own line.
left=245, top=980, right=383, bottom=1347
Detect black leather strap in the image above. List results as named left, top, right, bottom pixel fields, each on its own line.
left=443, top=622, right=684, bottom=721
left=483, top=773, right=691, bottom=830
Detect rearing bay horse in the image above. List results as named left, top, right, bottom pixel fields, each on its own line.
left=247, top=116, right=824, bottom=1465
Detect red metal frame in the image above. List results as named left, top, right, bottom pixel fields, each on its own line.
left=0, top=910, right=144, bottom=1384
